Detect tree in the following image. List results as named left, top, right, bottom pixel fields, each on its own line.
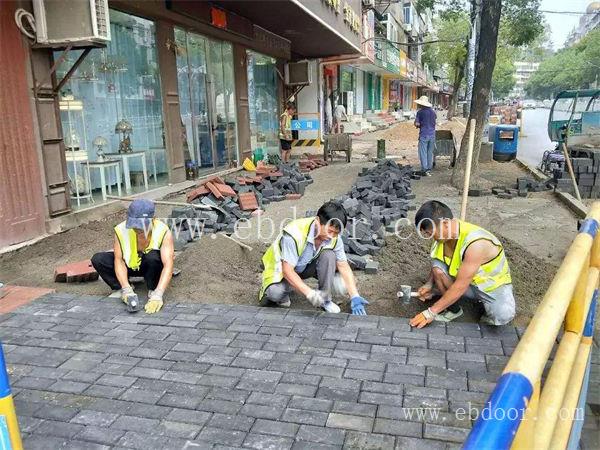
left=526, top=29, right=600, bottom=99
left=450, top=0, right=503, bottom=188
left=492, top=44, right=516, bottom=98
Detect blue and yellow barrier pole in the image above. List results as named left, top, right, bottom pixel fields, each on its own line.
left=463, top=203, right=600, bottom=449
left=0, top=342, right=22, bottom=450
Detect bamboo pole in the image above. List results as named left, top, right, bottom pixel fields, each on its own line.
left=106, top=195, right=223, bottom=213
left=561, top=143, right=582, bottom=202
left=219, top=232, right=253, bottom=251
left=460, top=119, right=476, bottom=221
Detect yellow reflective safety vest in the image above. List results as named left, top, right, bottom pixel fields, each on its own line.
left=260, top=218, right=338, bottom=299
left=430, top=220, right=512, bottom=293
left=279, top=111, right=292, bottom=141
left=114, top=219, right=169, bottom=271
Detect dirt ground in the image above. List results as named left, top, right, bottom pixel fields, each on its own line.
left=0, top=122, right=580, bottom=326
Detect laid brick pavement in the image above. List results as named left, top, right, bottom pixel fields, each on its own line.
left=1, top=293, right=598, bottom=449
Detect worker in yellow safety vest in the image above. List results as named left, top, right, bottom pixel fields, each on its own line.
left=91, top=199, right=174, bottom=314
left=410, top=200, right=515, bottom=328
left=279, top=102, right=295, bottom=163
left=260, top=201, right=369, bottom=315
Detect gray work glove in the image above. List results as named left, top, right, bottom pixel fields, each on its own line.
left=306, top=289, right=327, bottom=308
left=121, top=286, right=141, bottom=313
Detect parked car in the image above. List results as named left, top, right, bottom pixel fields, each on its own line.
left=523, top=99, right=537, bottom=109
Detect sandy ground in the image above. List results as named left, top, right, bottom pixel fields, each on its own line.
left=0, top=122, right=580, bottom=326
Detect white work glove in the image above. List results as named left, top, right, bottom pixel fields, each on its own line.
left=120, top=286, right=136, bottom=304
left=306, top=289, right=327, bottom=308
left=145, top=289, right=164, bottom=314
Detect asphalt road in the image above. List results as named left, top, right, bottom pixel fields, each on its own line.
left=517, top=108, right=553, bottom=168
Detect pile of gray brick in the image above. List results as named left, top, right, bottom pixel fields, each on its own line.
left=323, top=160, right=416, bottom=273
left=469, top=178, right=553, bottom=200
left=553, top=155, right=600, bottom=198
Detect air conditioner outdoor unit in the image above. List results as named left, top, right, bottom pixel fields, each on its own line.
left=32, top=0, right=110, bottom=45
left=285, top=61, right=312, bottom=86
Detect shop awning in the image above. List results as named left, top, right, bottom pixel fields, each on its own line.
left=211, top=0, right=363, bottom=58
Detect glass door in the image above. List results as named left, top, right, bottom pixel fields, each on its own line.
left=175, top=29, right=237, bottom=175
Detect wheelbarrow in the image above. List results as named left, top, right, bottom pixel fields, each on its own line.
left=323, top=133, right=352, bottom=163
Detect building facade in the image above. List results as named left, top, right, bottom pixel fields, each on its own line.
left=1, top=0, right=362, bottom=248
left=565, top=2, right=600, bottom=47
left=510, top=61, right=540, bottom=99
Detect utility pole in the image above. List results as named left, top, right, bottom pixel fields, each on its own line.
left=465, top=0, right=481, bottom=116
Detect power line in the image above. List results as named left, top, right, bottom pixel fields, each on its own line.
left=539, top=9, right=598, bottom=16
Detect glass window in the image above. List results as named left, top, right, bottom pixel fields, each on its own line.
left=247, top=51, right=279, bottom=155
left=175, top=28, right=238, bottom=176
left=56, top=10, right=166, bottom=207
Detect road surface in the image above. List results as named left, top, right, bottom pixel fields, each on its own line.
left=517, top=108, right=553, bottom=169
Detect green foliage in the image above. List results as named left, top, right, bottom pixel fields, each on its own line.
left=525, top=29, right=600, bottom=99
left=492, top=43, right=516, bottom=98
left=501, top=0, right=544, bottom=46
left=422, top=13, right=470, bottom=78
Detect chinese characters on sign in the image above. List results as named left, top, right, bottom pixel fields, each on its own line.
left=323, top=0, right=361, bottom=34
left=292, top=119, right=320, bottom=131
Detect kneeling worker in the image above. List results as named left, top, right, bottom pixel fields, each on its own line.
left=91, top=199, right=174, bottom=314
left=410, top=200, right=515, bottom=328
left=260, top=201, right=369, bottom=315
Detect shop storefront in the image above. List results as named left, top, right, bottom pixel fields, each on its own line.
left=175, top=28, right=237, bottom=176
left=55, top=10, right=168, bottom=207
left=246, top=51, right=279, bottom=156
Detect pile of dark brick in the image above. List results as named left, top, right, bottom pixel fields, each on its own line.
left=305, top=159, right=417, bottom=274
left=552, top=155, right=600, bottom=198
left=467, top=177, right=553, bottom=199
left=169, top=162, right=320, bottom=251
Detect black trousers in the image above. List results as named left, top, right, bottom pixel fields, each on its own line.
left=91, top=250, right=163, bottom=291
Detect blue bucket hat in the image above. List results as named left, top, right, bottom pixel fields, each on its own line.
left=126, top=199, right=155, bottom=229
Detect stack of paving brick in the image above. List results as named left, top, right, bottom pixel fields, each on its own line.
left=553, top=155, right=600, bottom=198
left=311, top=160, right=415, bottom=274
left=467, top=178, right=552, bottom=200
left=170, top=164, right=316, bottom=250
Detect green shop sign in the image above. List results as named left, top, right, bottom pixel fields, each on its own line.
left=374, top=40, right=400, bottom=74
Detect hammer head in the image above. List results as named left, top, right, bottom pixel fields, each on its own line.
left=397, top=285, right=412, bottom=299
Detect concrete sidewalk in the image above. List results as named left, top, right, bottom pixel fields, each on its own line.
left=2, top=293, right=598, bottom=449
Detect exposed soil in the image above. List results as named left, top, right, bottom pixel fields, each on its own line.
left=0, top=122, right=578, bottom=328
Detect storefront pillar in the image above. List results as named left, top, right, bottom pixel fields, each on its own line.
left=156, top=22, right=186, bottom=184
left=233, top=44, right=251, bottom=162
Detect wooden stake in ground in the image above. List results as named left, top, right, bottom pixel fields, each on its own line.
left=460, top=119, right=476, bottom=221
left=561, top=143, right=582, bottom=202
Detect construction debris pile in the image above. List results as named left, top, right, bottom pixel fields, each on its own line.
left=169, top=160, right=327, bottom=250
left=314, top=159, right=416, bottom=273
left=552, top=155, right=600, bottom=199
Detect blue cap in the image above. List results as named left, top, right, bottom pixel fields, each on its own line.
left=126, top=199, right=155, bottom=229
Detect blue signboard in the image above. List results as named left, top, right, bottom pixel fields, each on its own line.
left=291, top=119, right=319, bottom=131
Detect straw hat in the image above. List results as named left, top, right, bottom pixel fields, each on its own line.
left=414, top=95, right=432, bottom=107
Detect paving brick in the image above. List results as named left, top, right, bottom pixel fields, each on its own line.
left=321, top=376, right=361, bottom=391
left=344, top=431, right=395, bottom=449
left=111, top=415, right=160, bottom=433
left=276, top=383, right=318, bottom=397
left=197, top=398, right=243, bottom=415
left=252, top=418, right=299, bottom=437
left=373, top=418, right=422, bottom=437
left=240, top=403, right=285, bottom=420
left=157, top=420, right=203, bottom=439
left=196, top=427, right=247, bottom=446
left=289, top=396, right=333, bottom=412
left=208, top=413, right=255, bottom=432
left=247, top=392, right=291, bottom=408
left=35, top=419, right=85, bottom=439
left=54, top=260, right=99, bottom=283
left=305, top=364, right=345, bottom=378
left=32, top=404, right=80, bottom=421
left=297, top=424, right=346, bottom=445
left=71, top=410, right=119, bottom=427
left=359, top=391, right=403, bottom=407
left=344, top=368, right=383, bottom=382
left=75, top=425, right=126, bottom=446
left=126, top=402, right=173, bottom=420
left=281, top=373, right=321, bottom=386
left=166, top=408, right=212, bottom=426
left=362, top=381, right=403, bottom=395
left=282, top=407, right=329, bottom=426
left=332, top=401, right=377, bottom=417
left=326, top=413, right=374, bottom=432
left=317, top=387, right=359, bottom=403
left=394, top=436, right=447, bottom=450
left=423, top=423, right=470, bottom=443
left=96, top=374, right=137, bottom=388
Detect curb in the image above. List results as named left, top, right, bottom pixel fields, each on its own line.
left=515, top=157, right=588, bottom=218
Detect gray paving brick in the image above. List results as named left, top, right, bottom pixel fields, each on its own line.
left=76, top=425, right=126, bottom=446
left=208, top=413, right=255, bottom=432
left=281, top=373, right=321, bottom=386
left=344, top=368, right=383, bottom=382
left=247, top=392, right=291, bottom=407
left=297, top=424, right=346, bottom=445
left=196, top=427, right=247, bottom=446
left=317, top=387, right=360, bottom=403
left=35, top=419, right=85, bottom=438
left=362, top=381, right=403, bottom=395
left=120, top=386, right=165, bottom=404
left=332, top=401, right=377, bottom=417
left=305, top=364, right=345, bottom=378
left=197, top=398, right=243, bottom=415
left=49, top=380, right=90, bottom=394
left=117, top=430, right=184, bottom=449
left=276, top=383, right=318, bottom=397
left=394, top=436, right=447, bottom=450
left=126, top=402, right=173, bottom=420
left=206, top=387, right=250, bottom=403
left=111, top=415, right=160, bottom=433
left=22, top=435, right=74, bottom=450
left=344, top=431, right=395, bottom=449
left=373, top=418, right=422, bottom=437
left=289, top=396, right=333, bottom=412
left=282, top=407, right=329, bottom=426
left=14, top=376, right=58, bottom=390
left=292, top=441, right=341, bottom=450
left=157, top=392, right=202, bottom=409
left=32, top=404, right=81, bottom=421
left=252, top=418, right=300, bottom=437
left=322, top=328, right=359, bottom=342
left=126, top=366, right=166, bottom=380
left=327, top=413, right=374, bottom=432
left=71, top=410, right=119, bottom=427
left=423, top=423, right=470, bottom=443
left=336, top=341, right=372, bottom=353
left=244, top=433, right=294, bottom=450
left=321, top=376, right=361, bottom=391
left=239, top=403, right=284, bottom=420
left=166, top=408, right=212, bottom=425
left=96, top=374, right=137, bottom=388
left=428, top=335, right=465, bottom=352
left=311, top=356, right=349, bottom=368
left=347, top=359, right=385, bottom=372
left=359, top=391, right=403, bottom=407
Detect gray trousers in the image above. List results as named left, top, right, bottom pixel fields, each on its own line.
left=263, top=249, right=347, bottom=305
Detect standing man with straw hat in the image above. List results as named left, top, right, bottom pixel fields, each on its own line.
left=414, top=95, right=437, bottom=176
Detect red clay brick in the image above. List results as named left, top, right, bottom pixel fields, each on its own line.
left=205, top=182, right=224, bottom=200
left=286, top=194, right=302, bottom=200
left=238, top=192, right=259, bottom=211
left=54, top=260, right=99, bottom=283
left=0, top=285, right=55, bottom=314
left=216, top=183, right=236, bottom=197
left=187, top=186, right=210, bottom=202
left=269, top=171, right=283, bottom=178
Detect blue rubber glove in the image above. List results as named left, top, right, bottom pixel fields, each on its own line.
left=351, top=296, right=369, bottom=315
